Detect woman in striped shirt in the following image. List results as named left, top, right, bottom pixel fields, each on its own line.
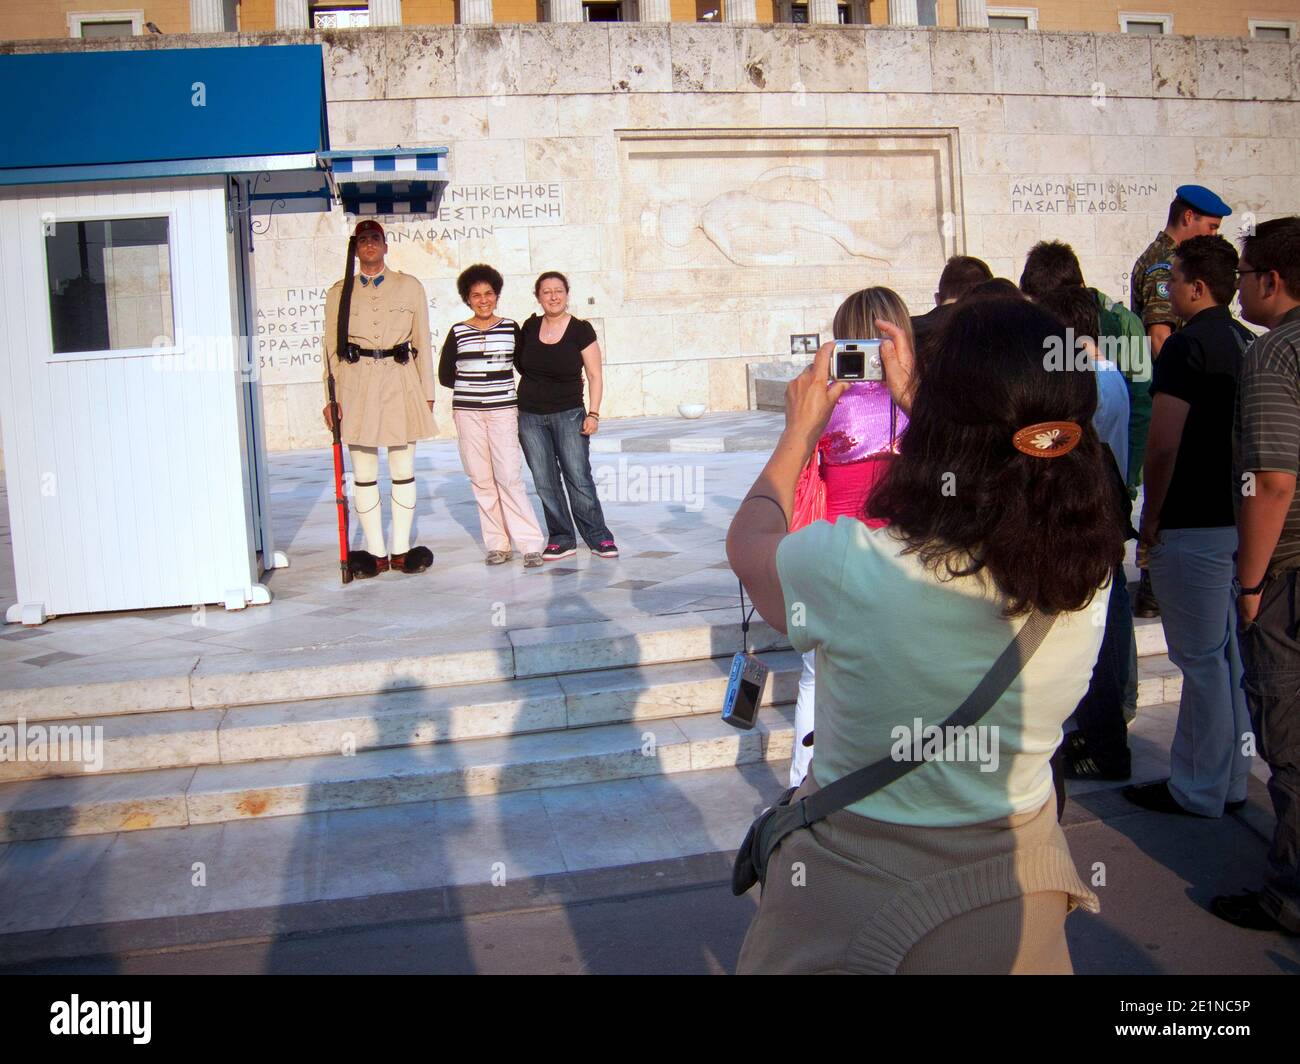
left=438, top=264, right=545, bottom=567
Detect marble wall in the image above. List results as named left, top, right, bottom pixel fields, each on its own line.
left=5, top=25, right=1299, bottom=450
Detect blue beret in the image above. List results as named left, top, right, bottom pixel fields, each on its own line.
left=1175, top=184, right=1231, bottom=218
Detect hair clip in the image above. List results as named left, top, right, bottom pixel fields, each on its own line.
left=1012, top=421, right=1083, bottom=458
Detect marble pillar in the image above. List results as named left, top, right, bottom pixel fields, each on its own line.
left=459, top=0, right=495, bottom=22
left=957, top=0, right=988, bottom=27
left=808, top=0, right=839, bottom=23
left=549, top=0, right=584, bottom=20
left=369, top=0, right=403, bottom=26
left=189, top=0, right=235, bottom=32
left=887, top=0, right=919, bottom=25
left=638, top=0, right=673, bottom=19
left=275, top=0, right=309, bottom=29
left=725, top=0, right=757, bottom=20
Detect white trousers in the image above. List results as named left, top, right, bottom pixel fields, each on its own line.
left=791, top=649, right=816, bottom=788
left=348, top=443, right=416, bottom=557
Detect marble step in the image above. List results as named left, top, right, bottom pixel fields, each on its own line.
left=0, top=652, right=805, bottom=782
left=1, top=608, right=791, bottom=723
left=0, top=706, right=798, bottom=843
left=3, top=609, right=1173, bottom=726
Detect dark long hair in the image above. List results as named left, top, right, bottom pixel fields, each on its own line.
left=867, top=296, right=1125, bottom=616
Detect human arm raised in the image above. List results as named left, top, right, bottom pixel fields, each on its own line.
left=726, top=342, right=849, bottom=633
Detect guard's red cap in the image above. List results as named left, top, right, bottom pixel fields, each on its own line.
left=354, top=219, right=385, bottom=239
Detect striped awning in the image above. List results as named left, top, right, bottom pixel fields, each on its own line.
left=320, top=148, right=449, bottom=216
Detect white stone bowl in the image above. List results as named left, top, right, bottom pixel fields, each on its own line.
left=678, top=403, right=706, bottom=419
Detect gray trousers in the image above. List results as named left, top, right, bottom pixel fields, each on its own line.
left=1148, top=527, right=1251, bottom=816
left=1238, top=568, right=1300, bottom=933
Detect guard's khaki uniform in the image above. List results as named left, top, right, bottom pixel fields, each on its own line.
left=1129, top=231, right=1182, bottom=333
left=323, top=268, right=436, bottom=447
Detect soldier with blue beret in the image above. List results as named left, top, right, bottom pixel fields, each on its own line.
left=1128, top=185, right=1231, bottom=619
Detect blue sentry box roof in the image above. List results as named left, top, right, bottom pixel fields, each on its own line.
left=0, top=45, right=328, bottom=174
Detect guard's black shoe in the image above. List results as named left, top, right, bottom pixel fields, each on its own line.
left=348, top=550, right=389, bottom=578
left=390, top=545, right=433, bottom=574
left=1133, top=570, right=1160, bottom=618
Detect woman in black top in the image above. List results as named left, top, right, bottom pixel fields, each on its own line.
left=516, top=270, right=618, bottom=560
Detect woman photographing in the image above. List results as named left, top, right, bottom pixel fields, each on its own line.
left=727, top=297, right=1125, bottom=974
left=515, top=271, right=618, bottom=561
left=789, top=287, right=911, bottom=788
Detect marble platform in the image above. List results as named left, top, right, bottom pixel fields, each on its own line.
left=0, top=408, right=1172, bottom=848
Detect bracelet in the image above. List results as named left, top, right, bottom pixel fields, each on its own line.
left=586, top=412, right=600, bottom=419
left=740, top=494, right=789, bottom=531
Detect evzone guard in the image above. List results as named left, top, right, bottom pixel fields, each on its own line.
left=322, top=219, right=436, bottom=578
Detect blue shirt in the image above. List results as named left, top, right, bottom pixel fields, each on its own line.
left=1093, top=355, right=1130, bottom=482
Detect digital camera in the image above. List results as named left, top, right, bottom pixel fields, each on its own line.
left=721, top=652, right=769, bottom=731
left=832, top=339, right=884, bottom=382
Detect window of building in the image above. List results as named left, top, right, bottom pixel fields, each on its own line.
left=583, top=1, right=624, bottom=19
left=1119, top=12, right=1172, bottom=35
left=696, top=0, right=719, bottom=20
left=312, top=3, right=370, bottom=28
left=917, top=0, right=939, bottom=26
left=45, top=216, right=175, bottom=358
left=1249, top=20, right=1295, bottom=40
left=67, top=11, right=144, bottom=38
left=987, top=7, right=1037, bottom=31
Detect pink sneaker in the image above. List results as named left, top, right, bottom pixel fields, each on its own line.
left=592, top=539, right=620, bottom=559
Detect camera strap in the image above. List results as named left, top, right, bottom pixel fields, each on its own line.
left=737, top=578, right=757, bottom=655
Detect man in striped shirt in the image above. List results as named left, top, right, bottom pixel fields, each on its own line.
left=1213, top=216, right=1300, bottom=935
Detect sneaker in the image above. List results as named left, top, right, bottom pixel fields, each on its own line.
left=591, top=539, right=620, bottom=559
left=523, top=552, right=544, bottom=568
left=542, top=544, right=576, bottom=561
left=485, top=550, right=513, bottom=565
left=1059, top=732, right=1131, bottom=781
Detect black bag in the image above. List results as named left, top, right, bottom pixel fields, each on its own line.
left=732, top=609, right=1056, bottom=896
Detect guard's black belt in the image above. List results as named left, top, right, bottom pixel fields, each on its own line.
left=345, top=341, right=411, bottom=364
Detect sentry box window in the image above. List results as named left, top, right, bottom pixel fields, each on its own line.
left=45, top=216, right=175, bottom=357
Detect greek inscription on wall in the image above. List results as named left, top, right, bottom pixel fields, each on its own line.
left=1009, top=178, right=1160, bottom=215
left=358, top=182, right=564, bottom=241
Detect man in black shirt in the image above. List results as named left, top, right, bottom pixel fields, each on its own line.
left=1125, top=236, right=1254, bottom=819
left=910, top=255, right=992, bottom=356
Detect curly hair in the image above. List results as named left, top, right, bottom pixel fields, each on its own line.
left=457, top=264, right=503, bottom=304
left=866, top=296, right=1125, bottom=617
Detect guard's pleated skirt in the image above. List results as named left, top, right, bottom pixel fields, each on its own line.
left=337, top=356, right=435, bottom=448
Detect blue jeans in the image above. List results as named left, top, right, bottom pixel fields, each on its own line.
left=517, top=407, right=613, bottom=551
left=1072, top=564, right=1134, bottom=771
left=1147, top=526, right=1251, bottom=817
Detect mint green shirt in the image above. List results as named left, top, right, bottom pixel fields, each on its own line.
left=777, top=518, right=1107, bottom=827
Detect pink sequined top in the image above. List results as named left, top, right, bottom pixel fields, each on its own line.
left=818, top=381, right=907, bottom=465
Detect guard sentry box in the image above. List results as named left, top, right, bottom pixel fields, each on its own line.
left=722, top=652, right=769, bottom=731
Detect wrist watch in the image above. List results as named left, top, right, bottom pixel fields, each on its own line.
left=1232, top=576, right=1267, bottom=596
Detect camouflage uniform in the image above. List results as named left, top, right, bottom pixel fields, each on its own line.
left=1130, top=231, right=1182, bottom=333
